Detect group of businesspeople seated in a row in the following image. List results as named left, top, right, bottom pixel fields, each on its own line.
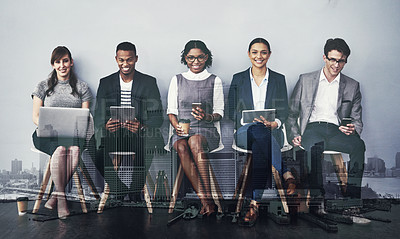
left=31, top=38, right=365, bottom=226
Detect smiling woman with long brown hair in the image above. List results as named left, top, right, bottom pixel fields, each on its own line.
left=32, top=46, right=92, bottom=219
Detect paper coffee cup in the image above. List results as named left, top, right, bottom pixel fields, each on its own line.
left=17, top=197, right=29, bottom=216
left=178, top=119, right=190, bottom=136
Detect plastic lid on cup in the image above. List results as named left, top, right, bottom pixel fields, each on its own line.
left=178, top=119, right=190, bottom=123
left=17, top=197, right=29, bottom=201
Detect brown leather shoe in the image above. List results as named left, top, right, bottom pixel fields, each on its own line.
left=286, top=178, right=297, bottom=196
left=239, top=201, right=259, bottom=227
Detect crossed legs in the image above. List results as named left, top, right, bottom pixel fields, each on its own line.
left=173, top=134, right=216, bottom=216
left=45, top=146, right=80, bottom=218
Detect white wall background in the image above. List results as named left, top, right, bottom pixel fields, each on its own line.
left=0, top=0, right=399, bottom=170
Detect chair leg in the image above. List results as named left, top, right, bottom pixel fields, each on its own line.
left=235, top=154, right=252, bottom=214
left=163, top=175, right=171, bottom=201
left=80, top=162, right=100, bottom=200
left=208, top=164, right=223, bottom=213
left=46, top=180, right=54, bottom=200
left=33, top=157, right=52, bottom=213
left=146, top=172, right=156, bottom=198
left=73, top=171, right=87, bottom=213
left=232, top=156, right=249, bottom=200
left=272, top=165, right=289, bottom=214
left=330, top=153, right=347, bottom=194
left=144, top=183, right=153, bottom=214
left=97, top=182, right=110, bottom=214
left=168, top=164, right=184, bottom=213
left=144, top=173, right=153, bottom=214
left=97, top=154, right=121, bottom=213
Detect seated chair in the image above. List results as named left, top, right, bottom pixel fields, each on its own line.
left=97, top=147, right=153, bottom=214
left=232, top=124, right=293, bottom=215
left=32, top=114, right=100, bottom=214
left=164, top=121, right=224, bottom=214
left=294, top=143, right=348, bottom=213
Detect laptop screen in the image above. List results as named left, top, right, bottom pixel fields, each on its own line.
left=37, top=107, right=89, bottom=138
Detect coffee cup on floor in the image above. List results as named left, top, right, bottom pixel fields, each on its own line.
left=17, top=197, right=29, bottom=216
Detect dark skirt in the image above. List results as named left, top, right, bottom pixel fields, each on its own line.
left=32, top=130, right=84, bottom=156
left=170, top=126, right=220, bottom=152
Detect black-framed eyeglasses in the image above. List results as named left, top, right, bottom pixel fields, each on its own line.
left=186, top=55, right=207, bottom=62
left=326, top=56, right=347, bottom=65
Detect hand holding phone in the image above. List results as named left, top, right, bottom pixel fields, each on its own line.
left=340, top=117, right=352, bottom=126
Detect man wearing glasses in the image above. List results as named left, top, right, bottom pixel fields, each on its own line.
left=286, top=38, right=365, bottom=203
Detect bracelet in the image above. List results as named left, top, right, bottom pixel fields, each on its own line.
left=205, top=114, right=214, bottom=123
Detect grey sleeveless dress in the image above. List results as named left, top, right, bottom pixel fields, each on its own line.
left=170, top=74, right=220, bottom=152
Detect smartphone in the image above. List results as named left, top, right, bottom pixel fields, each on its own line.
left=340, top=117, right=352, bottom=126
left=192, top=103, right=202, bottom=110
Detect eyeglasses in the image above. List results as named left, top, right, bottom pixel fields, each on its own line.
left=326, top=56, right=347, bottom=65
left=186, top=55, right=207, bottom=62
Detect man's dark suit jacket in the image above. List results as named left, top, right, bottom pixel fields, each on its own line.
left=94, top=70, right=164, bottom=152
left=228, top=68, right=289, bottom=147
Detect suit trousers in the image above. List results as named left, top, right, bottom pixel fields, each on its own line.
left=301, top=122, right=365, bottom=198
left=236, top=122, right=286, bottom=198
left=97, top=129, right=146, bottom=198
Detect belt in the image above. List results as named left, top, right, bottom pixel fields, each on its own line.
left=308, top=121, right=338, bottom=127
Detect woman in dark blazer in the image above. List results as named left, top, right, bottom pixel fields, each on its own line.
left=228, top=38, right=295, bottom=226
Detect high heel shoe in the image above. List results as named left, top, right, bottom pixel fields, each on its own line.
left=199, top=203, right=216, bottom=217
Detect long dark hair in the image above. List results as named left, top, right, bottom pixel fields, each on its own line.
left=180, top=40, right=213, bottom=68
left=45, top=46, right=79, bottom=97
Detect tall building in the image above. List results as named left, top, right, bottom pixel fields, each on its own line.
left=366, top=157, right=386, bottom=173
left=11, top=159, right=22, bottom=174
left=396, top=152, right=400, bottom=168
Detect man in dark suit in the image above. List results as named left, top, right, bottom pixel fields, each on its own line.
left=287, top=38, right=365, bottom=199
left=94, top=42, right=163, bottom=200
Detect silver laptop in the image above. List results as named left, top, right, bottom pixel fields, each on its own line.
left=37, top=107, right=90, bottom=138
left=241, top=109, right=276, bottom=125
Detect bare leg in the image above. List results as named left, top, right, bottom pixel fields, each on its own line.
left=173, top=139, right=208, bottom=210
left=47, top=146, right=80, bottom=218
left=47, top=146, right=67, bottom=217
left=188, top=135, right=215, bottom=215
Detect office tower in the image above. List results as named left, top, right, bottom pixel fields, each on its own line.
left=11, top=159, right=22, bottom=175
left=367, top=157, right=386, bottom=174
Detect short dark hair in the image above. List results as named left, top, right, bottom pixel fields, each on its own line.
left=180, top=40, right=213, bottom=68
left=116, top=42, right=136, bottom=55
left=324, top=38, right=350, bottom=58
left=248, top=38, right=271, bottom=52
